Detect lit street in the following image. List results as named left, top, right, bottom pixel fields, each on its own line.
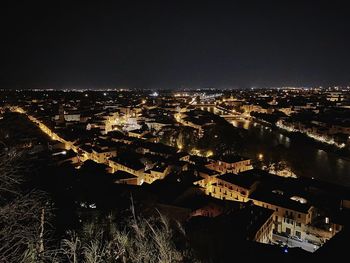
left=273, top=234, right=319, bottom=253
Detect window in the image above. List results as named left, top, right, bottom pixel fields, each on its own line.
left=276, top=208, right=279, bottom=212
left=286, top=227, right=291, bottom=235
left=286, top=218, right=293, bottom=224
left=298, top=214, right=301, bottom=218
left=296, top=222, right=301, bottom=227
left=296, top=231, right=301, bottom=239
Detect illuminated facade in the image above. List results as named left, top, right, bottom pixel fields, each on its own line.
left=206, top=156, right=252, bottom=174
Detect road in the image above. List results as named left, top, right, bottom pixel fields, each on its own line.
left=272, top=234, right=319, bottom=253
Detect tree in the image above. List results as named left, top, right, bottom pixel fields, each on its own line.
left=59, top=200, right=199, bottom=263
left=0, top=150, right=52, bottom=263
left=1, top=150, right=200, bottom=262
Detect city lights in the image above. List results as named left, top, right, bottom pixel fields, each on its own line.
left=2, top=85, right=350, bottom=259
left=276, top=120, right=346, bottom=148
left=2, top=1, right=350, bottom=260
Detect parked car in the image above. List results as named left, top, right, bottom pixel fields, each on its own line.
left=291, top=236, right=303, bottom=242
left=275, top=240, right=286, bottom=247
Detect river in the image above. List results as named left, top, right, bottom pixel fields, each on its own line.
left=230, top=118, right=350, bottom=187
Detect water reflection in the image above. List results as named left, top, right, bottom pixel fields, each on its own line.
left=316, top=149, right=327, bottom=161
left=230, top=118, right=350, bottom=186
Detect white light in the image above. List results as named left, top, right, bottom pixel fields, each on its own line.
left=103, top=92, right=107, bottom=96
left=276, top=121, right=346, bottom=148
left=290, top=196, right=307, bottom=204
left=89, top=203, right=97, bottom=209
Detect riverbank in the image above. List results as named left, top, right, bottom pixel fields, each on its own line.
left=229, top=117, right=350, bottom=187
left=249, top=116, right=350, bottom=160
left=274, top=128, right=350, bottom=161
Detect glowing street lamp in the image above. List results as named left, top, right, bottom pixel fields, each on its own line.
left=206, top=150, right=213, bottom=157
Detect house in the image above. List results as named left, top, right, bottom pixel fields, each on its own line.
left=206, top=155, right=252, bottom=174
left=133, top=141, right=178, bottom=158
left=108, top=153, right=145, bottom=177
left=91, top=146, right=117, bottom=164
left=249, top=189, right=341, bottom=245
left=113, top=170, right=140, bottom=185
left=128, top=129, right=149, bottom=138
left=143, top=164, right=172, bottom=184
left=196, top=173, right=258, bottom=202
left=186, top=203, right=274, bottom=246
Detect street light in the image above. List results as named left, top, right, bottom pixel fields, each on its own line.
left=206, top=150, right=213, bottom=157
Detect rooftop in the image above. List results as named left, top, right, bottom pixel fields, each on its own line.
left=250, top=189, right=312, bottom=213
left=217, top=173, right=258, bottom=189
left=113, top=170, right=138, bottom=180
left=109, top=151, right=145, bottom=171
left=197, top=165, right=219, bottom=176
left=212, top=154, right=250, bottom=163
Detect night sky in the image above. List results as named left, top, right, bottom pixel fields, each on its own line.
left=1, top=1, right=350, bottom=89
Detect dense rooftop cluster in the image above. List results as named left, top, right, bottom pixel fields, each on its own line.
left=1, top=87, right=350, bottom=261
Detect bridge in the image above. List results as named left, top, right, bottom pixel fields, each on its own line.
left=191, top=104, right=242, bottom=120
left=220, top=114, right=243, bottom=120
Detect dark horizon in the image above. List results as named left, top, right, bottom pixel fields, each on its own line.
left=2, top=1, right=350, bottom=89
